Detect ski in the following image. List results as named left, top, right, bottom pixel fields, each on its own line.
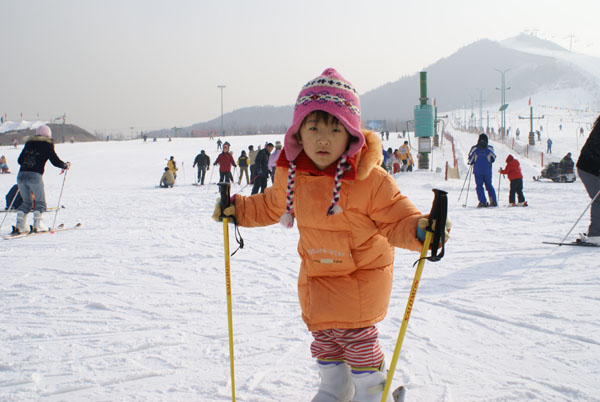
left=393, top=385, right=406, bottom=402
left=3, top=223, right=81, bottom=240
left=542, top=241, right=600, bottom=247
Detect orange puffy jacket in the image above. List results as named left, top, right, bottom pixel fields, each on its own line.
left=234, top=131, right=424, bottom=331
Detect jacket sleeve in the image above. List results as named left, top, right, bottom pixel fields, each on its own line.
left=369, top=172, right=425, bottom=252
left=488, top=147, right=496, bottom=163
left=467, top=146, right=476, bottom=164
left=48, top=144, right=67, bottom=169
left=234, top=166, right=287, bottom=227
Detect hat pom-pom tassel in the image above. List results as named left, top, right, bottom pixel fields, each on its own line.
left=280, top=212, right=295, bottom=228
left=327, top=204, right=343, bottom=216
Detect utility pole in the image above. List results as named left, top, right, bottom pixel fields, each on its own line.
left=495, top=68, right=511, bottom=139
left=518, top=99, right=544, bottom=145
left=566, top=34, right=576, bottom=52
left=217, top=85, right=226, bottom=137
left=477, top=89, right=486, bottom=132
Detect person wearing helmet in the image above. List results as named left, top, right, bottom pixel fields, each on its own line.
left=13, top=124, right=70, bottom=233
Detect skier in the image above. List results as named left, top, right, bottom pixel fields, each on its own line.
left=248, top=145, right=258, bottom=183
left=159, top=167, right=175, bottom=188
left=167, top=156, right=178, bottom=180
left=576, top=114, right=600, bottom=244
left=192, top=150, right=210, bottom=185
left=499, top=154, right=527, bottom=207
left=213, top=143, right=236, bottom=183
left=13, top=124, right=70, bottom=233
left=468, top=133, right=497, bottom=207
left=399, top=141, right=410, bottom=171
left=250, top=143, right=273, bottom=194
left=268, top=141, right=282, bottom=184
left=213, top=68, right=450, bottom=401
left=516, top=128, right=520, bottom=139
left=216, top=138, right=223, bottom=150
left=237, top=150, right=250, bottom=185
left=547, top=138, right=552, bottom=154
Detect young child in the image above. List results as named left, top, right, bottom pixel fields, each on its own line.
left=214, top=68, right=443, bottom=401
left=499, top=154, right=527, bottom=206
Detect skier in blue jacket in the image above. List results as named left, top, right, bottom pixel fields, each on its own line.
left=468, top=133, right=497, bottom=207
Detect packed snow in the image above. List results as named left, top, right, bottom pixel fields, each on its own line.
left=1, top=107, right=599, bottom=401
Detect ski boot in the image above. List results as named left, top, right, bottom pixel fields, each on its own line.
left=477, top=202, right=488, bottom=208
left=312, top=360, right=354, bottom=402
left=351, top=368, right=394, bottom=402
left=518, top=201, right=528, bottom=207
left=12, top=211, right=28, bottom=234
left=33, top=211, right=49, bottom=232
left=489, top=201, right=498, bottom=207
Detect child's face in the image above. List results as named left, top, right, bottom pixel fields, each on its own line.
left=299, top=115, right=350, bottom=170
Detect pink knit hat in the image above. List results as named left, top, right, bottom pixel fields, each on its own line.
left=36, top=124, right=52, bottom=138
left=283, top=68, right=364, bottom=161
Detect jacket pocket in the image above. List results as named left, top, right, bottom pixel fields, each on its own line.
left=299, top=228, right=356, bottom=277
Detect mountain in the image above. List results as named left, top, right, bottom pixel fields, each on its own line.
left=148, top=34, right=600, bottom=136
left=361, top=35, right=600, bottom=122
left=0, top=123, right=98, bottom=146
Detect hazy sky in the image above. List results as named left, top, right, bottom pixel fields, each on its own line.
left=2, top=0, right=599, bottom=133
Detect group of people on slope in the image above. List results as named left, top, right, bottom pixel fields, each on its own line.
left=468, top=133, right=527, bottom=208
left=382, top=141, right=414, bottom=173
left=159, top=156, right=178, bottom=188
left=209, top=140, right=281, bottom=195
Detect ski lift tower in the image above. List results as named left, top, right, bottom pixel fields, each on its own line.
left=414, top=71, right=434, bottom=170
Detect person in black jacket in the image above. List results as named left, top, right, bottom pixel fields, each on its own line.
left=251, top=142, right=274, bottom=194
left=192, top=150, right=210, bottom=185
left=13, top=125, right=70, bottom=233
left=576, top=115, right=600, bottom=244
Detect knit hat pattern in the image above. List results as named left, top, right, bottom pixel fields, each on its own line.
left=283, top=68, right=364, bottom=162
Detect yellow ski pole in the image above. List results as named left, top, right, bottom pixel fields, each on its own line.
left=381, top=189, right=448, bottom=402
left=219, top=183, right=236, bottom=401
left=381, top=230, right=432, bottom=401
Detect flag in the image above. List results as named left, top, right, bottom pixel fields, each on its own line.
left=528, top=97, right=531, bottom=106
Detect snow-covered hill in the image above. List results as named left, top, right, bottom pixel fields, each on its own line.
left=1, top=115, right=598, bottom=400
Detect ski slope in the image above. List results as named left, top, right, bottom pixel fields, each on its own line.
left=1, top=117, right=599, bottom=401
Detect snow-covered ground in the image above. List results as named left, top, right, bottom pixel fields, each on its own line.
left=1, top=111, right=599, bottom=401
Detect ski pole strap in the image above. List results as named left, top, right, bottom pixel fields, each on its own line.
left=427, top=189, right=447, bottom=262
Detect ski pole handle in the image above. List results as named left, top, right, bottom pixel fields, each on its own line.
left=218, top=182, right=231, bottom=221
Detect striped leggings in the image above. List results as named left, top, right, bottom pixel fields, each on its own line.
left=310, top=326, right=384, bottom=369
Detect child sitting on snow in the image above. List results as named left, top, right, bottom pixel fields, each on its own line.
left=159, top=167, right=175, bottom=188
left=213, top=68, right=449, bottom=401
left=499, top=154, right=528, bottom=207
left=0, top=155, right=10, bottom=173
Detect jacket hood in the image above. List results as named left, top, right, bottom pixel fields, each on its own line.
left=477, top=133, right=488, bottom=148
left=276, top=129, right=382, bottom=181
left=506, top=154, right=514, bottom=163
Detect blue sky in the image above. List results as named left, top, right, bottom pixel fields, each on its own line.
left=1, top=0, right=598, bottom=133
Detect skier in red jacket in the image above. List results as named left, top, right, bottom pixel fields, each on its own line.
left=213, top=143, right=236, bottom=183
left=500, top=154, right=528, bottom=207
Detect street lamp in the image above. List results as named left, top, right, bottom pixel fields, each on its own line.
left=217, top=85, right=226, bottom=137
left=495, top=68, right=511, bottom=138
